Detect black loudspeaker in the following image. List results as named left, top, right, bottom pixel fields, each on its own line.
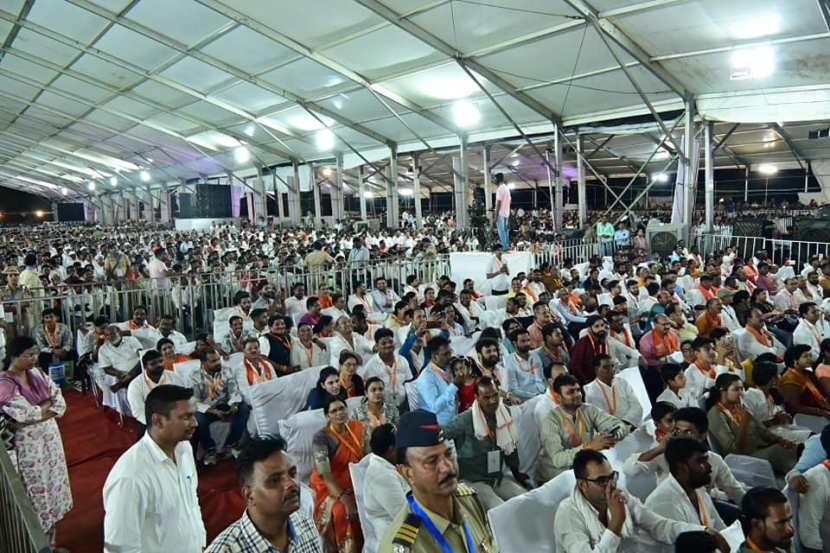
left=57, top=202, right=85, bottom=222
left=732, top=219, right=765, bottom=238
left=177, top=193, right=192, bottom=217
left=178, top=184, right=231, bottom=218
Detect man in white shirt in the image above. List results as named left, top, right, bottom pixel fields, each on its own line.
left=147, top=248, right=172, bottom=291
left=798, top=426, right=830, bottom=553
left=103, top=384, right=205, bottom=553
left=323, top=316, right=374, bottom=368
left=157, top=314, right=188, bottom=348
left=738, top=308, right=786, bottom=360
left=554, top=449, right=726, bottom=553
left=347, top=282, right=383, bottom=324
left=321, top=293, right=347, bottom=321
left=363, top=424, right=410, bottom=542
left=684, top=337, right=718, bottom=405
left=644, top=437, right=726, bottom=552
left=283, top=283, right=307, bottom=323
left=716, top=288, right=740, bottom=331
left=360, top=328, right=410, bottom=408
left=486, top=246, right=511, bottom=295
left=793, top=302, right=823, bottom=361
left=454, top=289, right=482, bottom=335
left=494, top=172, right=511, bottom=250
left=98, top=325, right=143, bottom=393
left=371, top=276, right=401, bottom=316
left=584, top=354, right=643, bottom=427
left=774, top=277, right=800, bottom=314
left=127, top=350, right=184, bottom=431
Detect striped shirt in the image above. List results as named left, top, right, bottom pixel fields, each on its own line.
left=205, top=510, right=322, bottom=553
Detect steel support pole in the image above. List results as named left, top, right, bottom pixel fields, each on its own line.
left=576, top=133, right=587, bottom=227
left=335, top=153, right=345, bottom=221
left=554, top=125, right=564, bottom=231
left=358, top=165, right=368, bottom=221
left=387, top=145, right=399, bottom=228
left=453, top=138, right=469, bottom=230
left=159, top=182, right=170, bottom=224
left=254, top=167, right=267, bottom=226
left=412, top=156, right=422, bottom=228
left=291, top=162, right=302, bottom=226
left=482, top=146, right=493, bottom=224
left=682, top=98, right=696, bottom=226
left=545, top=150, right=556, bottom=227
left=704, top=121, right=714, bottom=232
left=312, top=166, right=322, bottom=228
left=744, top=166, right=750, bottom=202
left=145, top=185, right=156, bottom=224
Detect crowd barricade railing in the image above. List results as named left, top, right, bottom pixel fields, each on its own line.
left=695, top=234, right=830, bottom=270
left=0, top=255, right=453, bottom=343
left=0, top=445, right=51, bottom=553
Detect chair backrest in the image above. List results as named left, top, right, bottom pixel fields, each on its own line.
left=783, top=485, right=802, bottom=553
left=405, top=380, right=421, bottom=411
left=172, top=359, right=201, bottom=386
left=249, top=366, right=323, bottom=435
left=489, top=470, right=575, bottom=553
left=450, top=335, right=476, bottom=357
left=615, top=367, right=651, bottom=425
left=794, top=413, right=828, bottom=434
left=723, top=454, right=776, bottom=489
left=279, top=397, right=364, bottom=483
left=349, top=456, right=377, bottom=553
left=484, top=294, right=508, bottom=311
left=511, top=394, right=544, bottom=475
left=176, top=341, right=197, bottom=355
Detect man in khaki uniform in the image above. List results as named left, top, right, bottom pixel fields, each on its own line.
left=378, top=409, right=497, bottom=553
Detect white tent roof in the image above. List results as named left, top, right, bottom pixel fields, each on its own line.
left=0, top=0, right=828, bottom=199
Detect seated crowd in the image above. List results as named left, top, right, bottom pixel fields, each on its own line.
left=5, top=221, right=830, bottom=553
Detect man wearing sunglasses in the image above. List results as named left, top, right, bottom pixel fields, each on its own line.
left=554, top=449, right=729, bottom=553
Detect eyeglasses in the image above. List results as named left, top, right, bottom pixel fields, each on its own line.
left=580, top=471, right=618, bottom=486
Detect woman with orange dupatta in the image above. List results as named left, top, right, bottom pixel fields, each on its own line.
left=779, top=344, right=830, bottom=418
left=706, top=373, right=796, bottom=475
left=310, top=397, right=370, bottom=553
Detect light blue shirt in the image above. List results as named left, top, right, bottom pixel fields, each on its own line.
left=416, top=364, right=458, bottom=425
left=794, top=434, right=824, bottom=474
left=502, top=350, right=546, bottom=400
left=371, top=288, right=401, bottom=314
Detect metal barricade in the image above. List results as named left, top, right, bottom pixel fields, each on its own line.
left=0, top=447, right=51, bottom=553
left=695, top=234, right=830, bottom=270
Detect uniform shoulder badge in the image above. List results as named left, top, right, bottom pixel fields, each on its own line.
left=392, top=513, right=422, bottom=551
left=456, top=482, right=477, bottom=497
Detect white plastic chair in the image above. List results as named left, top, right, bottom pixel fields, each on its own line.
left=249, top=366, right=322, bottom=436
left=484, top=294, right=508, bottom=312
left=794, top=413, right=827, bottom=434
left=489, top=470, right=575, bottom=553
left=783, top=485, right=802, bottom=553
left=615, top=367, right=651, bottom=425
left=511, top=394, right=543, bottom=475
left=723, top=454, right=776, bottom=489
left=349, top=456, right=377, bottom=553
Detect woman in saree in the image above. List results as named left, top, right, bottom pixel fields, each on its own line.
left=779, top=344, right=830, bottom=418
left=353, top=376, right=399, bottom=430
left=706, top=372, right=797, bottom=475
left=310, top=396, right=370, bottom=553
left=0, top=336, right=73, bottom=548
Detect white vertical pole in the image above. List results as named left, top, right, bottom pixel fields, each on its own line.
left=412, top=156, right=422, bottom=228
left=359, top=165, right=368, bottom=221
left=482, top=146, right=493, bottom=224
left=576, top=133, right=587, bottom=228
left=704, top=121, right=714, bottom=232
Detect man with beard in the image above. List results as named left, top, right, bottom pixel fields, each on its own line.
left=502, top=328, right=545, bottom=401
left=738, top=487, right=795, bottom=553
left=468, top=337, right=504, bottom=388
left=206, top=435, right=322, bottom=552
left=536, top=322, right=571, bottom=371
left=99, top=324, right=143, bottom=392
left=644, top=437, right=726, bottom=536
left=104, top=385, right=205, bottom=552
left=569, top=315, right=610, bottom=385
left=127, top=350, right=185, bottom=434
left=537, top=374, right=627, bottom=484
left=252, top=282, right=278, bottom=311
left=378, top=409, right=495, bottom=553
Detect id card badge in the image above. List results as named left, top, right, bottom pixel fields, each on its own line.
left=487, top=449, right=501, bottom=474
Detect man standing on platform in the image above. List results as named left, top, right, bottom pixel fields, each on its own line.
left=494, top=172, right=511, bottom=250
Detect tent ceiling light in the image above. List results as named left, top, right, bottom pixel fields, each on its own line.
left=140, top=170, right=151, bottom=182
left=233, top=146, right=251, bottom=164
left=758, top=163, right=778, bottom=175
left=731, top=46, right=775, bottom=80
left=398, top=188, right=414, bottom=196
left=652, top=172, right=669, bottom=183
left=452, top=100, right=480, bottom=128
left=87, top=181, right=95, bottom=191
left=109, top=176, right=118, bottom=186
left=315, top=129, right=335, bottom=151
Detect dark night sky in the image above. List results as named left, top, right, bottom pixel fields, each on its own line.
left=0, top=186, right=53, bottom=225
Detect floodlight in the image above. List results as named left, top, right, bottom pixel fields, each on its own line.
left=316, top=129, right=335, bottom=151
left=234, top=146, right=251, bottom=164
left=452, top=100, right=480, bottom=128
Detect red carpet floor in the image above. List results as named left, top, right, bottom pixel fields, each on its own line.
left=55, top=389, right=245, bottom=553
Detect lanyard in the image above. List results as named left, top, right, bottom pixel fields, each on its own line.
left=406, top=494, right=475, bottom=553
left=693, top=490, right=708, bottom=526
left=597, top=381, right=616, bottom=414
left=203, top=372, right=223, bottom=400
left=559, top=409, right=585, bottom=447
left=431, top=363, right=451, bottom=384
left=329, top=423, right=363, bottom=460
left=743, top=538, right=767, bottom=553
left=513, top=353, right=536, bottom=374
left=382, top=356, right=398, bottom=386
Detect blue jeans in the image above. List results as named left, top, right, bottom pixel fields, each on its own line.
left=496, top=216, right=509, bottom=249
left=195, top=403, right=250, bottom=452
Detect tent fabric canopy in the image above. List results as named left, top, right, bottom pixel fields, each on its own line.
left=0, top=0, right=827, bottom=200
